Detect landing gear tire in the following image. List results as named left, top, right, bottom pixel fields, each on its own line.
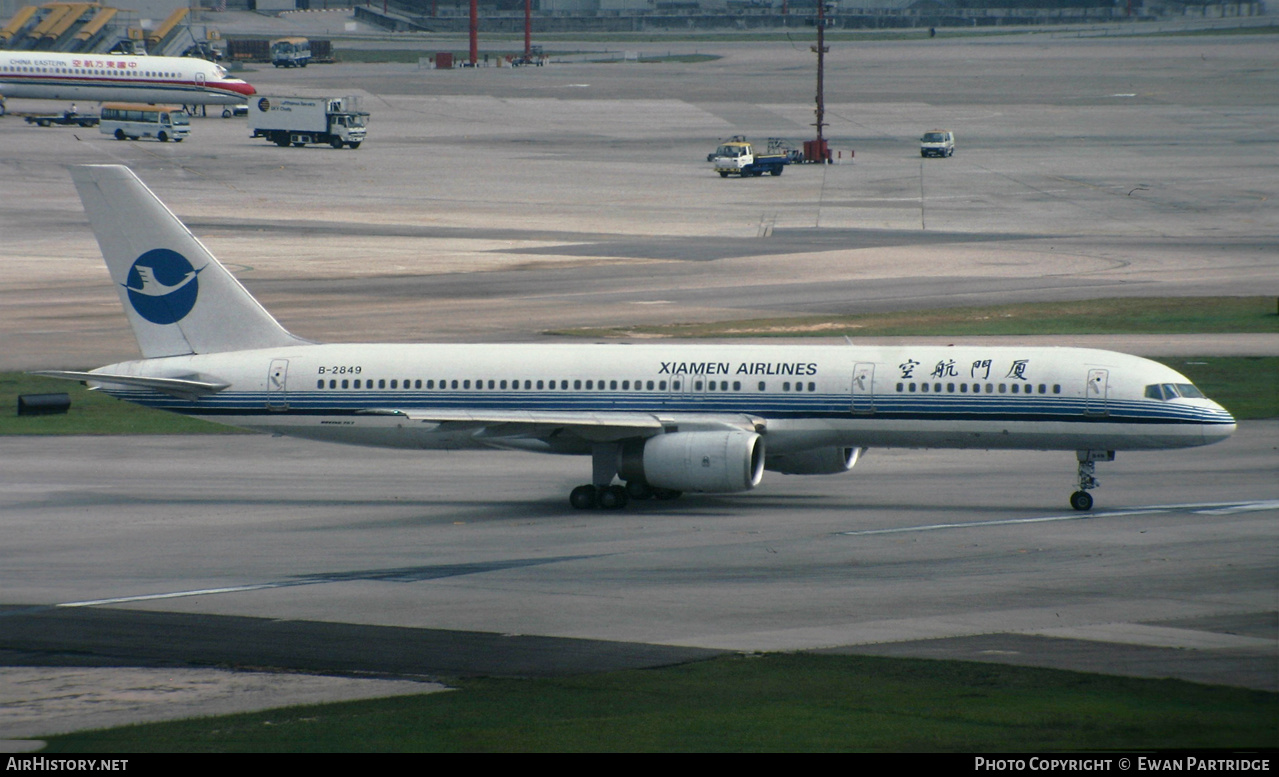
left=1070, top=491, right=1093, bottom=512
left=625, top=480, right=653, bottom=501
left=597, top=485, right=629, bottom=510
left=222, top=108, right=232, bottom=118
left=569, top=485, right=597, bottom=510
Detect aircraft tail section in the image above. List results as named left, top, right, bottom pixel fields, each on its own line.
left=70, top=164, right=306, bottom=358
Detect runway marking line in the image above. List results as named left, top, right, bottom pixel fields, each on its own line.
left=52, top=556, right=593, bottom=610
left=838, top=500, right=1279, bottom=537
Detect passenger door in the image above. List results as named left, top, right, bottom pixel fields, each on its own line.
left=267, top=358, right=289, bottom=411
left=1084, top=369, right=1108, bottom=417
left=851, top=362, right=875, bottom=414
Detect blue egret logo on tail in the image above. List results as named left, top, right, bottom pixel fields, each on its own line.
left=123, top=249, right=205, bottom=325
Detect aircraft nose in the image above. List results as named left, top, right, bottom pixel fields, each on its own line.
left=1202, top=401, right=1236, bottom=444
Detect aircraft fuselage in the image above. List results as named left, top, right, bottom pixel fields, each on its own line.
left=86, top=342, right=1235, bottom=455
left=0, top=51, right=254, bottom=105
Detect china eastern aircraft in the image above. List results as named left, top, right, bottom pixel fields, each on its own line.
left=0, top=51, right=254, bottom=105
left=35, top=165, right=1236, bottom=511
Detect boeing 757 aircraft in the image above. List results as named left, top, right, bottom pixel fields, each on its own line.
left=0, top=51, right=254, bottom=106
left=36, top=165, right=1236, bottom=511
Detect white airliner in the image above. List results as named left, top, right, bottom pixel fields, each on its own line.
left=0, top=51, right=254, bottom=105
left=36, top=165, right=1236, bottom=511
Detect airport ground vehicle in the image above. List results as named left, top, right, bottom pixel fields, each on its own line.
left=271, top=38, right=311, bottom=68
left=99, top=103, right=188, bottom=142
left=25, top=110, right=97, bottom=127
left=921, top=130, right=955, bottom=158
left=711, top=136, right=792, bottom=177
left=248, top=95, right=367, bottom=149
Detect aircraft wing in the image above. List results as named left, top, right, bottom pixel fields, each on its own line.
left=30, top=370, right=229, bottom=401
left=358, top=408, right=764, bottom=442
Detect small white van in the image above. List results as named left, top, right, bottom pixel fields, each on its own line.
left=920, top=130, right=955, bottom=158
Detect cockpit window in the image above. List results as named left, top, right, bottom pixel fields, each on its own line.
left=1146, top=383, right=1205, bottom=401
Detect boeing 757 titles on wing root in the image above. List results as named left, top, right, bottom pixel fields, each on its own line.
left=0, top=51, right=254, bottom=106
left=35, top=165, right=1236, bottom=511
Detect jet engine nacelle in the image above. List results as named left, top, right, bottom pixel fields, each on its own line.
left=765, top=446, right=864, bottom=475
left=621, top=431, right=765, bottom=493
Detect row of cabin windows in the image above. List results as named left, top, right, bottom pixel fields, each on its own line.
left=896, top=381, right=1062, bottom=395
left=318, top=378, right=675, bottom=391
left=7, top=66, right=178, bottom=78
left=316, top=377, right=822, bottom=393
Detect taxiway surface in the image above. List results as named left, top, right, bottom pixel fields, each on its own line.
left=1, top=23, right=1276, bottom=740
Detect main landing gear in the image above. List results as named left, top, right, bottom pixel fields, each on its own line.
left=1071, top=449, right=1114, bottom=511
left=569, top=481, right=682, bottom=510
left=568, top=442, right=681, bottom=510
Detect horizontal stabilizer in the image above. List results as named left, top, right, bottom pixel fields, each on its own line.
left=31, top=370, right=229, bottom=401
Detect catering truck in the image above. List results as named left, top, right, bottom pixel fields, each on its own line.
left=248, top=95, right=367, bottom=149
left=710, top=136, right=792, bottom=177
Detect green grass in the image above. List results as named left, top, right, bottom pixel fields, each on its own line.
left=0, top=372, right=236, bottom=435
left=339, top=24, right=1279, bottom=47
left=4, top=359, right=1270, bottom=429
left=587, top=53, right=722, bottom=64
left=550, top=296, right=1279, bottom=339
left=37, top=653, right=1278, bottom=752
left=5, top=297, right=1274, bottom=433
left=332, top=48, right=719, bottom=64
left=1155, top=357, right=1276, bottom=421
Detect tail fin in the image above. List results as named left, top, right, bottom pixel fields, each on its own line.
left=70, top=165, right=307, bottom=358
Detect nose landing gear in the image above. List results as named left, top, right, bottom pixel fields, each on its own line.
left=1071, top=450, right=1114, bottom=511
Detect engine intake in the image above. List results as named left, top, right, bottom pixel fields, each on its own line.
left=620, top=431, right=764, bottom=493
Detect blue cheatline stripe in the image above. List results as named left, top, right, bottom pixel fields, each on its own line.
left=1, top=75, right=241, bottom=98
left=103, top=388, right=1233, bottom=426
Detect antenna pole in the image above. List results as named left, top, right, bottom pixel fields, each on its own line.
left=811, top=2, right=830, bottom=163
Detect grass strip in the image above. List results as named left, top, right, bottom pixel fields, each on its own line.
left=548, top=297, right=1278, bottom=339
left=0, top=372, right=236, bottom=435
left=3, top=357, right=1270, bottom=433
left=334, top=48, right=720, bottom=63
left=38, top=653, right=1278, bottom=752
left=6, top=298, right=1272, bottom=434
left=333, top=24, right=1279, bottom=49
